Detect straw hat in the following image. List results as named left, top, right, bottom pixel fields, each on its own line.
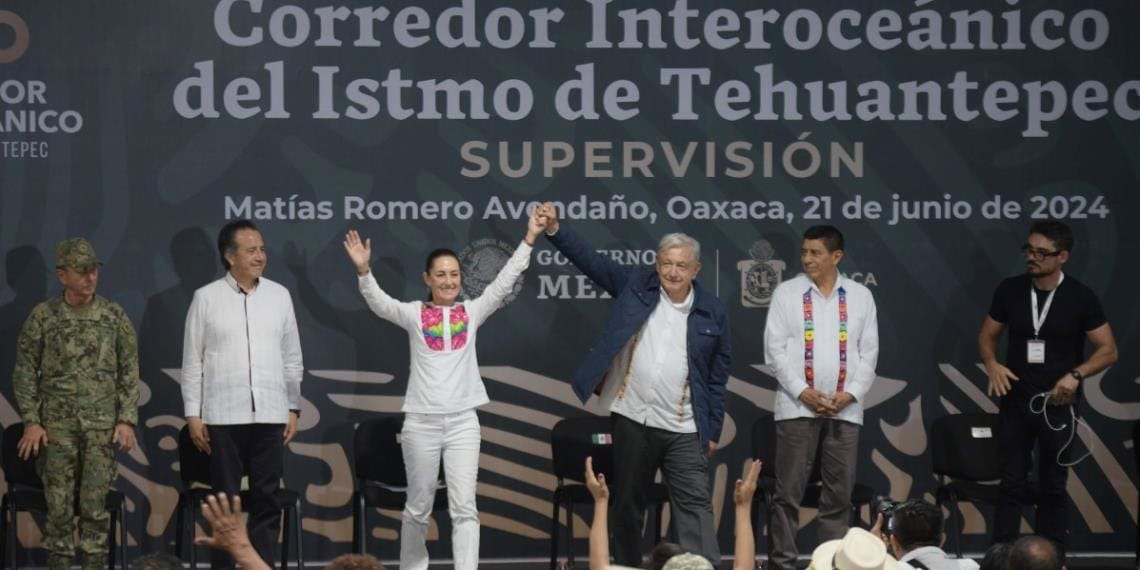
left=807, top=527, right=899, bottom=570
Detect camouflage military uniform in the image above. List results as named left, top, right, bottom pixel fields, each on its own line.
left=11, top=239, right=139, bottom=570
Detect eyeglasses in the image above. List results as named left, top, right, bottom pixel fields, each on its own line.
left=1020, top=244, right=1062, bottom=260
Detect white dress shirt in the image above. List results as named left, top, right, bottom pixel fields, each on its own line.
left=602, top=288, right=696, bottom=433
left=764, top=273, right=878, bottom=425
left=357, top=242, right=532, bottom=414
left=181, top=273, right=304, bottom=425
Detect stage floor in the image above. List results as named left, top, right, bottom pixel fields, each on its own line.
left=388, top=555, right=1140, bottom=569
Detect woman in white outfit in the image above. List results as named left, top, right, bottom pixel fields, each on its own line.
left=342, top=210, right=545, bottom=570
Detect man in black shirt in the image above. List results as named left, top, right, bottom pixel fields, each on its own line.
left=977, top=220, right=1118, bottom=554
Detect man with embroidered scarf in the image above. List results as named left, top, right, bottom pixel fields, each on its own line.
left=537, top=203, right=731, bottom=566
left=764, top=225, right=880, bottom=570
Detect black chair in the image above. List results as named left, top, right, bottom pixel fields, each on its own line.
left=548, top=415, right=670, bottom=570
left=172, top=425, right=304, bottom=569
left=0, top=422, right=125, bottom=570
left=351, top=415, right=449, bottom=557
left=1131, top=419, right=1138, bottom=567
left=749, top=414, right=875, bottom=557
left=930, top=412, right=1005, bottom=558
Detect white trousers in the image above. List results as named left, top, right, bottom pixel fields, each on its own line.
left=400, top=409, right=481, bottom=570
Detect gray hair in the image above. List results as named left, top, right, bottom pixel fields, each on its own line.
left=661, top=553, right=713, bottom=570
left=657, top=233, right=701, bottom=263
left=131, top=552, right=183, bottom=570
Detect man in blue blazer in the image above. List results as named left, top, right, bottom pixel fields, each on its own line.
left=537, top=203, right=731, bottom=565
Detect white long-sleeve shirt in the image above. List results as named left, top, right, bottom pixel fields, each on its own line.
left=181, top=273, right=304, bottom=425
left=604, top=288, right=696, bottom=433
left=764, top=273, right=879, bottom=425
left=358, top=242, right=532, bottom=414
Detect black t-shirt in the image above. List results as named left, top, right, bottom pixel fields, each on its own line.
left=988, top=273, right=1107, bottom=398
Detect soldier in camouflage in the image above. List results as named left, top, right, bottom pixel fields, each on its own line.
left=11, top=238, right=139, bottom=570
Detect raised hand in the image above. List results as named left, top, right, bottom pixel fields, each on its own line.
left=538, top=202, right=559, bottom=234
left=525, top=206, right=546, bottom=245
left=195, top=493, right=269, bottom=570
left=195, top=493, right=250, bottom=552
left=584, top=456, right=609, bottom=503
left=343, top=230, right=372, bottom=275
left=733, top=459, right=762, bottom=506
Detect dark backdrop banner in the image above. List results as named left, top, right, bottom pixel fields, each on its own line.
left=1, top=0, right=1137, bottom=563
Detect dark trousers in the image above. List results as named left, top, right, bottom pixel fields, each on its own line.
left=769, top=418, right=860, bottom=570
left=993, top=395, right=1074, bottom=552
left=610, top=414, right=719, bottom=566
left=207, top=423, right=285, bottom=567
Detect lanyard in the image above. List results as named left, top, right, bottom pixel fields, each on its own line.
left=1030, top=272, right=1064, bottom=338
left=803, top=285, right=847, bottom=392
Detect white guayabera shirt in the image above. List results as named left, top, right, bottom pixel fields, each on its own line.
left=764, top=273, right=879, bottom=425
left=182, top=272, right=304, bottom=425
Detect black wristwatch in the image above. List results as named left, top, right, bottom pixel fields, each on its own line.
left=1069, top=369, right=1084, bottom=382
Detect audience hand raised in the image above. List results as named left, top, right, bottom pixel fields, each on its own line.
left=733, top=459, right=762, bottom=506
left=584, top=456, right=609, bottom=503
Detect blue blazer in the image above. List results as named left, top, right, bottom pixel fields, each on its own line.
left=547, top=226, right=732, bottom=448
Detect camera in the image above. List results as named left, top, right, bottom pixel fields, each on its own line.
left=872, top=495, right=901, bottom=535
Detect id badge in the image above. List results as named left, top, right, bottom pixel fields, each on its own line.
left=1027, top=339, right=1046, bottom=364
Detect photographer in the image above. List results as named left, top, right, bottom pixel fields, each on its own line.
left=872, top=499, right=979, bottom=570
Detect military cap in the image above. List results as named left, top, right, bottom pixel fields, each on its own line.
left=54, top=238, right=103, bottom=271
